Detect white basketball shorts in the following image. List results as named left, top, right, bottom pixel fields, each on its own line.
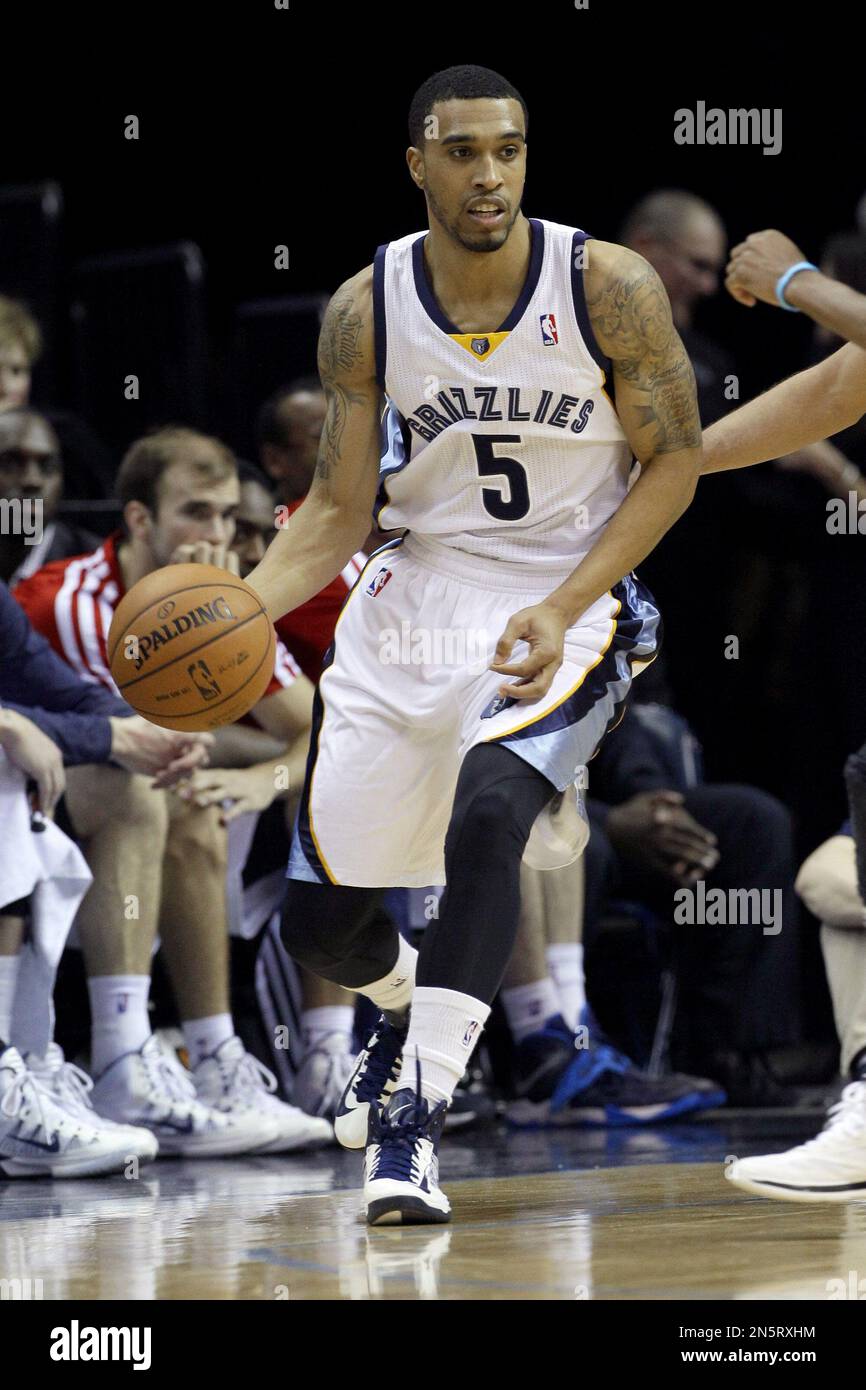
left=287, top=533, right=659, bottom=888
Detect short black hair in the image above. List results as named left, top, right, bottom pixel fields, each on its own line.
left=408, top=65, right=528, bottom=148
left=256, top=376, right=323, bottom=450
left=237, top=458, right=274, bottom=493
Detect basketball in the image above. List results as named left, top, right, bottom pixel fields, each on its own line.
left=107, top=563, right=276, bottom=730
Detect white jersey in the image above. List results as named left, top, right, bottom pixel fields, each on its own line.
left=373, top=217, right=633, bottom=570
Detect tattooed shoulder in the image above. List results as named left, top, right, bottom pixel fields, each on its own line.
left=314, top=267, right=378, bottom=483
left=584, top=241, right=701, bottom=454
left=584, top=242, right=674, bottom=368
left=317, top=266, right=375, bottom=389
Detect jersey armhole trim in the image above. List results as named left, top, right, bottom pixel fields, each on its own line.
left=571, top=231, right=612, bottom=379
left=372, top=243, right=388, bottom=391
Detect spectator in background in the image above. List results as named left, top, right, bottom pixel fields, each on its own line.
left=225, top=459, right=366, bottom=1120
left=257, top=377, right=325, bottom=505
left=0, top=298, right=37, bottom=412
left=620, top=190, right=730, bottom=422
left=714, top=225, right=866, bottom=849
left=0, top=295, right=115, bottom=501
left=0, top=408, right=101, bottom=585
left=727, top=756, right=866, bottom=1201
left=581, top=655, right=805, bottom=1106
left=14, top=427, right=332, bottom=1154
left=0, top=579, right=213, bottom=1176
left=618, top=194, right=751, bottom=774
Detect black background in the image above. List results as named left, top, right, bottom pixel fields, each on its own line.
left=7, top=0, right=865, bottom=868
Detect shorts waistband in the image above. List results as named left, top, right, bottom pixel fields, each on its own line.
left=401, top=533, right=578, bottom=594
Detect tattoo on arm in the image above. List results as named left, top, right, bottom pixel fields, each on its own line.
left=587, top=265, right=701, bottom=454
left=315, top=284, right=367, bottom=480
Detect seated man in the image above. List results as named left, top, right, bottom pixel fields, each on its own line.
left=728, top=747, right=866, bottom=1200
left=499, top=848, right=725, bottom=1126
left=13, top=426, right=332, bottom=1153
left=0, top=408, right=102, bottom=586
left=182, top=461, right=367, bottom=1120
left=0, top=578, right=218, bottom=1174
left=581, top=657, right=803, bottom=1103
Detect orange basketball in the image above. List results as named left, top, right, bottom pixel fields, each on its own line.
left=108, top=563, right=276, bottom=731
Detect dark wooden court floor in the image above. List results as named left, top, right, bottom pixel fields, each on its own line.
left=2, top=1112, right=864, bottom=1300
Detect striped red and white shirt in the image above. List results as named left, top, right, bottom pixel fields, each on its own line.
left=13, top=531, right=302, bottom=700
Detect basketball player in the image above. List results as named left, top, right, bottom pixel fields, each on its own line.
left=694, top=227, right=866, bottom=1198
left=245, top=65, right=704, bottom=1225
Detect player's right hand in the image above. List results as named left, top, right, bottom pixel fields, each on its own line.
left=0, top=708, right=65, bottom=816
left=170, top=541, right=241, bottom=576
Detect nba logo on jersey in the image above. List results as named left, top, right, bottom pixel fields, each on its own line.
left=481, top=692, right=517, bottom=720
left=462, top=1021, right=479, bottom=1047
left=540, top=312, right=558, bottom=346
left=366, top=567, right=392, bottom=597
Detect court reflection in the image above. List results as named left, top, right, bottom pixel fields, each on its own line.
left=0, top=1116, right=855, bottom=1301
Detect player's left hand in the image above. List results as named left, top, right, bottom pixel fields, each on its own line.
left=725, top=229, right=809, bottom=308
left=490, top=602, right=568, bottom=702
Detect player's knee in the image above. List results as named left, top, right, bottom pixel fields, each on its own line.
left=281, top=882, right=393, bottom=985
left=449, top=781, right=533, bottom=864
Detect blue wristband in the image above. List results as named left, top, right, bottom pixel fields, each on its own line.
left=775, top=261, right=818, bottom=311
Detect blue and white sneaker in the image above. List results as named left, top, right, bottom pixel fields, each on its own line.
left=506, top=1015, right=726, bottom=1127
left=334, top=1014, right=407, bottom=1150
left=0, top=1046, right=134, bottom=1178
left=364, top=1083, right=450, bottom=1226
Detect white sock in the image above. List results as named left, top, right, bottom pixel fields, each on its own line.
left=301, top=1005, right=355, bottom=1053
left=88, top=975, right=152, bottom=1075
left=396, top=986, right=490, bottom=1106
left=545, top=943, right=585, bottom=1032
left=358, top=935, right=417, bottom=1018
left=501, top=978, right=561, bottom=1043
left=0, top=955, right=21, bottom=1044
left=183, top=1012, right=235, bottom=1068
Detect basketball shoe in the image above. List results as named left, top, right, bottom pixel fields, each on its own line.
left=90, top=1035, right=278, bottom=1157
left=726, top=1081, right=866, bottom=1201
left=364, top=1072, right=450, bottom=1226
left=190, top=1036, right=333, bottom=1152
left=506, top=1015, right=725, bottom=1126
left=335, top=1013, right=408, bottom=1149
left=293, top=1032, right=356, bottom=1125
left=26, top=1044, right=158, bottom=1163
left=0, top=1045, right=135, bottom=1178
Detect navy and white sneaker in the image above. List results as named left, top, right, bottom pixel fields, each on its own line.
left=334, top=1014, right=407, bottom=1150
left=364, top=1082, right=450, bottom=1226
left=0, top=1046, right=134, bottom=1178
left=90, top=1035, right=278, bottom=1157
left=506, top=1015, right=726, bottom=1127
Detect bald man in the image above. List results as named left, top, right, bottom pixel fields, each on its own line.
left=621, top=190, right=730, bottom=425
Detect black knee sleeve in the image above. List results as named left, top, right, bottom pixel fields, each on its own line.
left=280, top=879, right=399, bottom=989
left=417, top=743, right=556, bottom=1002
